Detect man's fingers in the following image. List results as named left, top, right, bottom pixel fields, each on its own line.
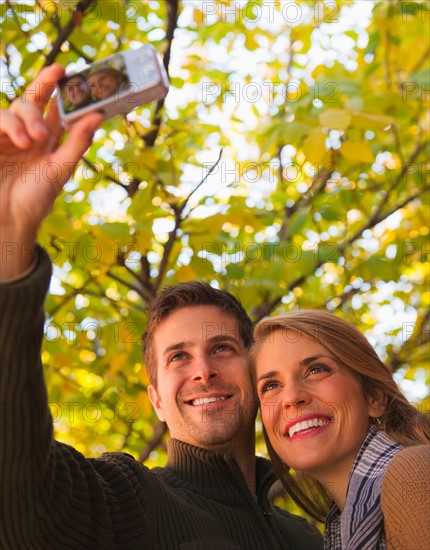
left=5, top=65, right=65, bottom=145
left=9, top=101, right=49, bottom=141
left=22, top=64, right=65, bottom=108
left=45, top=98, right=65, bottom=152
left=0, top=109, right=32, bottom=149
left=51, top=112, right=104, bottom=183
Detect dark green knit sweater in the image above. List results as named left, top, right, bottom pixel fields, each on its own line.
left=0, top=247, right=323, bottom=550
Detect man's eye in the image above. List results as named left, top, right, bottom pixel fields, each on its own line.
left=169, top=352, right=187, bottom=362
left=214, top=344, right=233, bottom=353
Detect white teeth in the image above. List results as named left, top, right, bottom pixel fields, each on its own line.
left=288, top=418, right=329, bottom=438
left=191, top=396, right=227, bottom=406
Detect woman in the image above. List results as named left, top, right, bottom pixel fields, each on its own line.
left=87, top=67, right=129, bottom=101
left=250, top=310, right=430, bottom=550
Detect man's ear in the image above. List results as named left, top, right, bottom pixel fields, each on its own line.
left=148, top=385, right=166, bottom=422
left=366, top=389, right=387, bottom=419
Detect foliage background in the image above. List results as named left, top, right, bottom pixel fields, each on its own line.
left=1, top=0, right=429, bottom=514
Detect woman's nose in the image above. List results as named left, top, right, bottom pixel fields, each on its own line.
left=280, top=381, right=312, bottom=411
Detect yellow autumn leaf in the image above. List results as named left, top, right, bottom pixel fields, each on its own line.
left=37, top=0, right=56, bottom=15
left=134, top=148, right=160, bottom=171
left=303, top=128, right=327, bottom=164
left=350, top=111, right=395, bottom=129
left=193, top=8, right=205, bottom=25
left=134, top=391, right=152, bottom=416
left=176, top=265, right=197, bottom=282
left=108, top=351, right=129, bottom=377
left=134, top=224, right=154, bottom=254
left=319, top=109, right=352, bottom=129
left=341, top=141, right=374, bottom=163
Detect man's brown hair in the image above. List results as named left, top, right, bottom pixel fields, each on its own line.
left=143, top=281, right=253, bottom=387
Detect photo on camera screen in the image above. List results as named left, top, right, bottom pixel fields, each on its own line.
left=59, top=53, right=131, bottom=113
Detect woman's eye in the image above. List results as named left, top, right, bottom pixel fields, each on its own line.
left=308, top=363, right=330, bottom=376
left=259, top=380, right=279, bottom=394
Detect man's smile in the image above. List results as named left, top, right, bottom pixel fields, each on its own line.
left=185, top=393, right=233, bottom=406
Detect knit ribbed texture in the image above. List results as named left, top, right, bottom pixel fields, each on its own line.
left=0, top=247, right=323, bottom=550
left=381, top=445, right=430, bottom=550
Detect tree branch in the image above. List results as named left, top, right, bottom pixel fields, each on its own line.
left=6, top=0, right=30, bottom=38
left=140, top=255, right=154, bottom=299
left=43, top=0, right=95, bottom=67
left=151, top=149, right=223, bottom=291
left=68, top=40, right=93, bottom=63
left=341, top=140, right=429, bottom=250
left=153, top=214, right=181, bottom=291
left=143, top=0, right=179, bottom=147
left=410, top=45, right=430, bottom=76
left=106, top=268, right=145, bottom=296
left=389, top=309, right=430, bottom=373
left=253, top=164, right=429, bottom=321
left=279, top=162, right=336, bottom=241
left=139, top=421, right=168, bottom=462
left=48, top=274, right=96, bottom=316
left=180, top=148, right=223, bottom=215
left=82, top=157, right=131, bottom=192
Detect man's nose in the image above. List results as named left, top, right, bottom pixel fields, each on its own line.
left=191, top=358, right=219, bottom=383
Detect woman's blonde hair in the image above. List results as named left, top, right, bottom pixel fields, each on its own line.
left=250, top=309, right=430, bottom=521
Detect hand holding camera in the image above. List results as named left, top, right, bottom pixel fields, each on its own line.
left=57, top=44, right=168, bottom=124
left=0, top=44, right=168, bottom=280
left=0, top=64, right=104, bottom=280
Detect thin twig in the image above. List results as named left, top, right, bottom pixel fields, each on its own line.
left=139, top=421, right=168, bottom=462
left=180, top=148, right=224, bottom=215
left=43, top=0, right=95, bottom=67
left=143, top=0, right=179, bottom=146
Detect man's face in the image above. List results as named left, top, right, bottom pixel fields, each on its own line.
left=148, top=305, right=257, bottom=451
left=63, top=76, right=88, bottom=106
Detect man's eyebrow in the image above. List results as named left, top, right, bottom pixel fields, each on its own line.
left=204, top=334, right=241, bottom=345
left=163, top=342, right=186, bottom=355
left=163, top=334, right=241, bottom=355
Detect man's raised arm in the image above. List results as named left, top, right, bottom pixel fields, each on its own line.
left=0, top=64, right=103, bottom=281
left=0, top=67, right=104, bottom=548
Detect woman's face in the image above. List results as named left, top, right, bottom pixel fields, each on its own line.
left=88, top=72, right=120, bottom=99
left=255, top=329, right=380, bottom=485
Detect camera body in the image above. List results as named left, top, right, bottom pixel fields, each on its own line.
left=57, top=44, right=168, bottom=124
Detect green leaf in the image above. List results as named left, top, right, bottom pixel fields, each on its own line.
left=284, top=210, right=310, bottom=239
left=366, top=30, right=380, bottom=55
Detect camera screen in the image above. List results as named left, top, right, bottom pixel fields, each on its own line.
left=59, top=53, right=131, bottom=113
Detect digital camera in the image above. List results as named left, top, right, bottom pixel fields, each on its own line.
left=57, top=44, right=169, bottom=124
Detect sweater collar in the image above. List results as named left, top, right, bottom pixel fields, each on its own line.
left=161, top=438, right=275, bottom=507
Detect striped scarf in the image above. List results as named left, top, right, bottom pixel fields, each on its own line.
left=324, top=426, right=404, bottom=550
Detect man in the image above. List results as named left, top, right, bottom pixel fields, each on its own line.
left=61, top=73, right=91, bottom=111
left=0, top=66, right=323, bottom=549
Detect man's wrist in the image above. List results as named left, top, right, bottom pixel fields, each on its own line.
left=0, top=238, right=37, bottom=283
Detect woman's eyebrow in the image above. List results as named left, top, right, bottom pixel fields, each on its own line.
left=257, top=370, right=279, bottom=383
left=257, top=355, right=336, bottom=383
